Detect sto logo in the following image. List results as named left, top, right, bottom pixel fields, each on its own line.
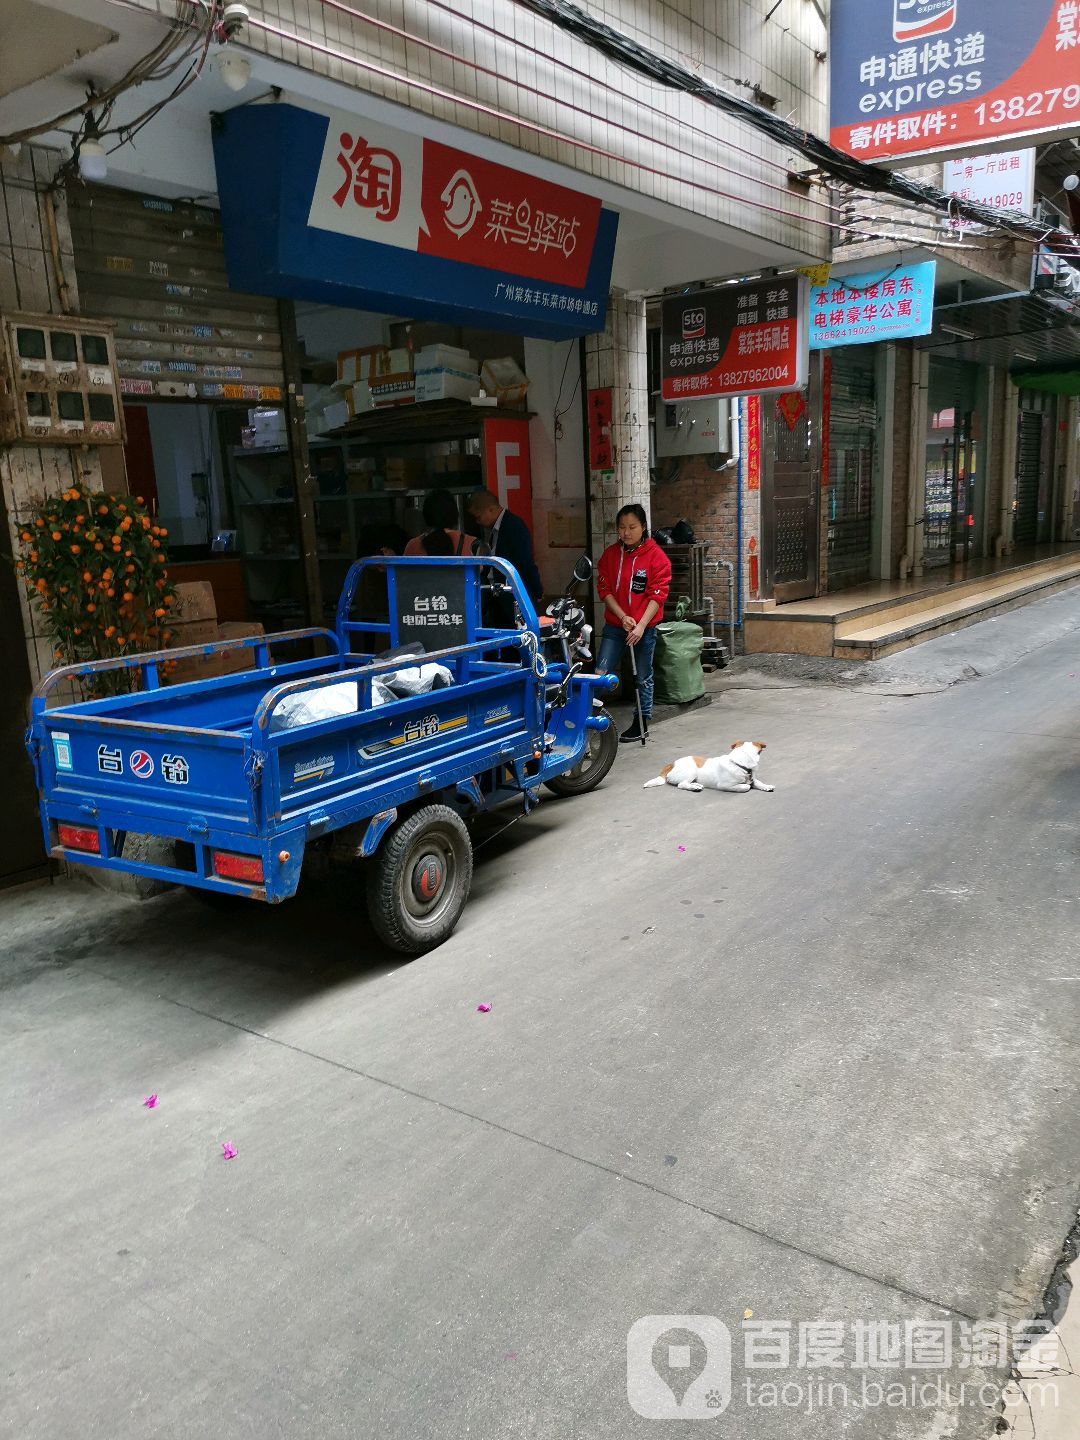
left=439, top=168, right=482, bottom=239
left=129, top=750, right=154, bottom=779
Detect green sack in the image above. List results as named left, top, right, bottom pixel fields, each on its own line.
left=653, top=621, right=705, bottom=705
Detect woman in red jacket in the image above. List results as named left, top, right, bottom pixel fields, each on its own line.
left=595, top=503, right=672, bottom=742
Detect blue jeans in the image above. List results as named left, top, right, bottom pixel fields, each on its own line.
left=597, top=624, right=657, bottom=718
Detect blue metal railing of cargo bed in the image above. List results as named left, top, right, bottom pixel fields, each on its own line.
left=26, top=557, right=605, bottom=900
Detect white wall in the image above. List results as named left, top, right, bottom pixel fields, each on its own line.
left=296, top=305, right=391, bottom=363
left=524, top=335, right=586, bottom=593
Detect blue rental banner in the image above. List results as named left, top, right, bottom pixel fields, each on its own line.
left=830, top=0, right=1080, bottom=164
left=808, top=262, right=937, bottom=348
left=211, top=104, right=618, bottom=340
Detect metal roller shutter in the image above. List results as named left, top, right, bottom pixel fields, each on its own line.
left=66, top=185, right=284, bottom=405
left=826, top=348, right=876, bottom=590
left=1014, top=410, right=1043, bottom=548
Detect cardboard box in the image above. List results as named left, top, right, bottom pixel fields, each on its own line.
left=337, top=346, right=389, bottom=386
left=433, top=452, right=482, bottom=475
left=415, top=368, right=482, bottom=404
left=383, top=347, right=413, bottom=375
left=384, top=456, right=427, bottom=483
left=171, top=581, right=217, bottom=625
left=217, top=621, right=266, bottom=676
left=481, top=356, right=529, bottom=407
left=368, top=372, right=415, bottom=407
left=164, top=617, right=222, bottom=685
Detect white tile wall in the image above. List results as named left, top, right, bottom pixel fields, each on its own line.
left=584, top=291, right=649, bottom=552
left=125, top=0, right=828, bottom=258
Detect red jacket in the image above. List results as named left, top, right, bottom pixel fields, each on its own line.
left=597, top=537, right=671, bottom=629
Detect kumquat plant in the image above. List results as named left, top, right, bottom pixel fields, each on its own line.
left=15, top=486, right=178, bottom=694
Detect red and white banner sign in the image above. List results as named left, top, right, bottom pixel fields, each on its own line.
left=481, top=416, right=533, bottom=524
left=308, top=112, right=602, bottom=290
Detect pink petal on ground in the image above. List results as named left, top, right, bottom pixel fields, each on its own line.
left=476, top=1002, right=492, bottom=1013
left=142, top=1094, right=158, bottom=1109
left=677, top=845, right=686, bottom=853
left=221, top=1142, right=237, bottom=1160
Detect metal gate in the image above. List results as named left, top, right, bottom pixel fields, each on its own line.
left=1014, top=396, right=1053, bottom=548
left=826, top=348, right=876, bottom=590
left=762, top=354, right=822, bottom=602
left=923, top=358, right=980, bottom=569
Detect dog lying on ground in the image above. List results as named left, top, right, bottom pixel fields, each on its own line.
left=643, top=741, right=774, bottom=793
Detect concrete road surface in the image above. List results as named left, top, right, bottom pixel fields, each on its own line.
left=4, top=612, right=1080, bottom=1439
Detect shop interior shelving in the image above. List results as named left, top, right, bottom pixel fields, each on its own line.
left=228, top=400, right=531, bottom=625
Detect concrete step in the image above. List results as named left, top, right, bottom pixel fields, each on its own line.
left=834, top=559, right=1080, bottom=660
left=832, top=553, right=1080, bottom=638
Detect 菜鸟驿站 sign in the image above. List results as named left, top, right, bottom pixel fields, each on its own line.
left=660, top=277, right=809, bottom=402
left=212, top=104, right=617, bottom=341
left=830, top=0, right=1080, bottom=163
left=809, top=261, right=936, bottom=348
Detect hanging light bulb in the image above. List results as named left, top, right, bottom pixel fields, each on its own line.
left=77, top=116, right=107, bottom=182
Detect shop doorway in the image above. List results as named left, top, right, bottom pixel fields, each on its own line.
left=923, top=359, right=981, bottom=569
left=761, top=354, right=824, bottom=602
left=826, top=348, right=876, bottom=591
left=1014, top=394, right=1054, bottom=547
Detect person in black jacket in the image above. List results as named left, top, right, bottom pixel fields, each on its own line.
left=467, top=488, right=544, bottom=603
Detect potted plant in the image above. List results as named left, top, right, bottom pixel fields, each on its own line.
left=15, top=486, right=178, bottom=693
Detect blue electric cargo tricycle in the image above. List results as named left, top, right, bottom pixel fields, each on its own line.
left=26, top=554, right=617, bottom=953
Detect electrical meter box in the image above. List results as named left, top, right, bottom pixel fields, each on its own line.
left=0, top=312, right=124, bottom=445
left=654, top=396, right=730, bottom=458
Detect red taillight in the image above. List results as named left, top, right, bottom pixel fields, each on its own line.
left=57, top=823, right=101, bottom=854
left=212, top=851, right=264, bottom=884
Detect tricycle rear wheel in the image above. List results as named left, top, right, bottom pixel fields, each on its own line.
left=366, top=804, right=473, bottom=954
left=543, top=706, right=618, bottom=797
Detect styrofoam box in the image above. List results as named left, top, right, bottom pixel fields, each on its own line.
left=415, top=368, right=482, bottom=403
left=322, top=399, right=350, bottom=430
left=416, top=344, right=479, bottom=374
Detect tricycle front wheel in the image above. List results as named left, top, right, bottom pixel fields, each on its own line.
left=366, top=804, right=473, bottom=954
left=544, top=706, right=619, bottom=798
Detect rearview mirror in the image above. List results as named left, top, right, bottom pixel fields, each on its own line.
left=572, top=554, right=593, bottom=584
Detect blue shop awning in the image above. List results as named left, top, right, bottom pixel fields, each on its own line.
left=211, top=103, right=618, bottom=339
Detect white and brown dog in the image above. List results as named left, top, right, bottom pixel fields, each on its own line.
left=643, top=741, right=774, bottom=794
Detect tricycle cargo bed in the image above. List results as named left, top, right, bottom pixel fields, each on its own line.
left=27, top=557, right=616, bottom=919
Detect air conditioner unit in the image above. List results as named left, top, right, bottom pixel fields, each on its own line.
left=1034, top=199, right=1065, bottom=229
